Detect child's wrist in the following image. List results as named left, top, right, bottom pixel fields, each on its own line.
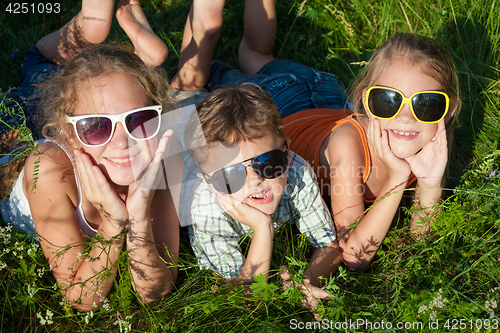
left=417, top=177, right=443, bottom=189
left=251, top=218, right=274, bottom=234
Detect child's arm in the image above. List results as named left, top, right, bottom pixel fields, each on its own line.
left=188, top=182, right=272, bottom=281
left=289, top=155, right=342, bottom=284
left=327, top=119, right=411, bottom=270
left=124, top=130, right=179, bottom=302
left=405, top=120, right=447, bottom=234
left=170, top=0, right=225, bottom=91
left=216, top=194, right=274, bottom=283
left=26, top=144, right=126, bottom=311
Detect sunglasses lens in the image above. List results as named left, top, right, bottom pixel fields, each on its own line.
left=252, top=150, right=288, bottom=179
left=76, top=117, right=113, bottom=146
left=126, top=110, right=160, bottom=139
left=211, top=164, right=247, bottom=195
left=368, top=88, right=403, bottom=118
left=412, top=93, right=447, bottom=122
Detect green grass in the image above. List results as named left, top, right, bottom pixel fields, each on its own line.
left=1, top=0, right=499, bottom=332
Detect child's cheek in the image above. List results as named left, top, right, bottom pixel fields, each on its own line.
left=270, top=173, right=287, bottom=198
left=227, top=189, right=247, bottom=203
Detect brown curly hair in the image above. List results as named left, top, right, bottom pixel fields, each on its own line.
left=184, top=84, right=284, bottom=168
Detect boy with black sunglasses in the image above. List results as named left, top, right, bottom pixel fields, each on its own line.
left=182, top=85, right=342, bottom=291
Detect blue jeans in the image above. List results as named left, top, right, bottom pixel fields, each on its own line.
left=1, top=45, right=62, bottom=139
left=207, top=59, right=351, bottom=118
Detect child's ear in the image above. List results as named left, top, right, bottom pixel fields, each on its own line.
left=63, top=123, right=79, bottom=150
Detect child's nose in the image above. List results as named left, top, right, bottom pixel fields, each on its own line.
left=396, top=102, right=415, bottom=124
left=109, top=123, right=130, bottom=148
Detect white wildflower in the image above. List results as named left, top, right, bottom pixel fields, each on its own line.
left=36, top=310, right=53, bottom=326
left=84, top=310, right=94, bottom=324
left=36, top=312, right=46, bottom=326
left=27, top=282, right=39, bottom=297
left=485, top=299, right=498, bottom=318
left=101, top=297, right=111, bottom=311
left=114, top=315, right=133, bottom=333
left=27, top=243, right=39, bottom=257
left=418, top=289, right=447, bottom=318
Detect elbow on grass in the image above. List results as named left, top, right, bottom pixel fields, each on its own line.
left=344, top=259, right=371, bottom=271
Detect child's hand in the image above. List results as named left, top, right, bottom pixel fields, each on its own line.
left=126, top=129, right=173, bottom=223
left=280, top=265, right=330, bottom=321
left=216, top=193, right=273, bottom=231
left=74, top=149, right=129, bottom=230
left=366, top=118, right=411, bottom=182
left=405, top=120, right=447, bottom=189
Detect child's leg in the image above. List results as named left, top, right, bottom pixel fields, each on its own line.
left=36, top=0, right=114, bottom=66
left=238, top=0, right=276, bottom=74
left=116, top=0, right=169, bottom=67
left=170, top=0, right=225, bottom=91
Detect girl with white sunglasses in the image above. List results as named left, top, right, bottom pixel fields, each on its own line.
left=0, top=0, right=179, bottom=311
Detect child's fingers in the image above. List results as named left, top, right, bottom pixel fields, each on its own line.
left=279, top=265, right=291, bottom=280
left=437, top=120, right=447, bottom=150
left=139, top=132, right=171, bottom=187
left=135, top=130, right=173, bottom=189
left=279, top=265, right=293, bottom=289
left=92, top=163, right=114, bottom=194
left=74, top=149, right=100, bottom=194
left=155, top=129, right=173, bottom=157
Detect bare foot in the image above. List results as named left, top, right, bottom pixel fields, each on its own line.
left=81, top=0, right=114, bottom=44
left=116, top=0, right=169, bottom=67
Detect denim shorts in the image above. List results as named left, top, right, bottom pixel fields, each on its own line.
left=207, top=59, right=351, bottom=118
left=1, top=45, right=62, bottom=139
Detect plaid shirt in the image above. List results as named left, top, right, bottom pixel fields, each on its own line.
left=181, top=150, right=336, bottom=278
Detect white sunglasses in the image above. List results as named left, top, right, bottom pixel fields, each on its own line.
left=65, top=105, right=162, bottom=147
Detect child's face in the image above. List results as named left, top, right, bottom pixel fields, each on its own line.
left=364, top=58, right=443, bottom=159
left=72, top=71, right=158, bottom=187
left=203, top=131, right=288, bottom=215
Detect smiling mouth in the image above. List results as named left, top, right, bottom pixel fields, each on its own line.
left=249, top=190, right=270, bottom=199
left=391, top=130, right=418, bottom=136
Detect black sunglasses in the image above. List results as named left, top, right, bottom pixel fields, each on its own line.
left=202, top=143, right=289, bottom=195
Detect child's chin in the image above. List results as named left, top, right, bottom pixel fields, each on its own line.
left=247, top=202, right=278, bottom=215
left=392, top=147, right=421, bottom=159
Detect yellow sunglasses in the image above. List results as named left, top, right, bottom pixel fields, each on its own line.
left=365, top=86, right=450, bottom=124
